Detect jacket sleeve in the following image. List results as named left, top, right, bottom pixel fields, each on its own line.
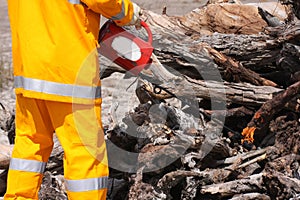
left=80, top=0, right=134, bottom=26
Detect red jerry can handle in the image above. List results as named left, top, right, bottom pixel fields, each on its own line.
left=98, top=20, right=153, bottom=46
left=140, top=21, right=153, bottom=45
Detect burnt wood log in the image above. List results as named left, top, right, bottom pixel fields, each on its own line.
left=128, top=167, right=167, bottom=200
left=280, top=0, right=300, bottom=19
left=241, top=80, right=300, bottom=145
left=265, top=153, right=300, bottom=178
left=271, top=115, right=300, bottom=156
left=264, top=170, right=300, bottom=199
left=229, top=193, right=271, bottom=200
left=157, top=160, right=242, bottom=196
left=157, top=148, right=270, bottom=198
left=193, top=16, right=300, bottom=66
left=133, top=8, right=300, bottom=88
left=215, top=148, right=268, bottom=167
left=190, top=43, right=277, bottom=87
left=129, top=44, right=283, bottom=108
left=0, top=170, right=7, bottom=195
left=138, top=75, right=282, bottom=107
left=144, top=3, right=268, bottom=36
left=199, top=173, right=265, bottom=197
left=139, top=9, right=278, bottom=85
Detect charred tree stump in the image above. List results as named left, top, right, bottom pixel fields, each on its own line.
left=241, top=80, right=300, bottom=146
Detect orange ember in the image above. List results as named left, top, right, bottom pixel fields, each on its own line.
left=241, top=126, right=256, bottom=144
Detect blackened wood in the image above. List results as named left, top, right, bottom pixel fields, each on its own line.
left=242, top=81, right=300, bottom=144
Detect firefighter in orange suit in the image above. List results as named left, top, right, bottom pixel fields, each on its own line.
left=4, top=0, right=141, bottom=199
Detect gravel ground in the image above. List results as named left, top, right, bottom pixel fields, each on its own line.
left=0, top=0, right=11, bottom=65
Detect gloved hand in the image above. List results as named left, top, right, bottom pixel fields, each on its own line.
left=125, top=3, right=142, bottom=29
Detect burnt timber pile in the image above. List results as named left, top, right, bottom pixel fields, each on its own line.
left=1, top=0, right=300, bottom=199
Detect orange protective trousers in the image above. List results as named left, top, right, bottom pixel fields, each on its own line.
left=4, top=94, right=108, bottom=199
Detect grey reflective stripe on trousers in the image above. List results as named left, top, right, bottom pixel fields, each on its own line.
left=110, top=0, right=125, bottom=20
left=14, top=76, right=101, bottom=99
left=68, top=0, right=80, bottom=4
left=65, top=176, right=108, bottom=192
left=9, top=158, right=46, bottom=174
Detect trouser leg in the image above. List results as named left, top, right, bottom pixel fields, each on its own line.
left=4, top=95, right=54, bottom=200
left=47, top=102, right=108, bottom=200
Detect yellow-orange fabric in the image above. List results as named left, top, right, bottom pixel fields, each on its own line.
left=7, top=0, right=134, bottom=104
left=4, top=94, right=108, bottom=199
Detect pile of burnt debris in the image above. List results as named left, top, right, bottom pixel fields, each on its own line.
left=1, top=0, right=300, bottom=199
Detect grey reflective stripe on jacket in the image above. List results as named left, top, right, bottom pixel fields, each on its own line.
left=65, top=176, right=108, bottom=192
left=68, top=0, right=80, bottom=4
left=9, top=158, right=46, bottom=174
left=14, top=76, right=101, bottom=99
left=110, top=0, right=125, bottom=20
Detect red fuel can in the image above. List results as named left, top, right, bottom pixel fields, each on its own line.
left=98, top=20, right=154, bottom=75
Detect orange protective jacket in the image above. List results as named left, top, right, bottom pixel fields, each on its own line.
left=8, top=0, right=135, bottom=104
